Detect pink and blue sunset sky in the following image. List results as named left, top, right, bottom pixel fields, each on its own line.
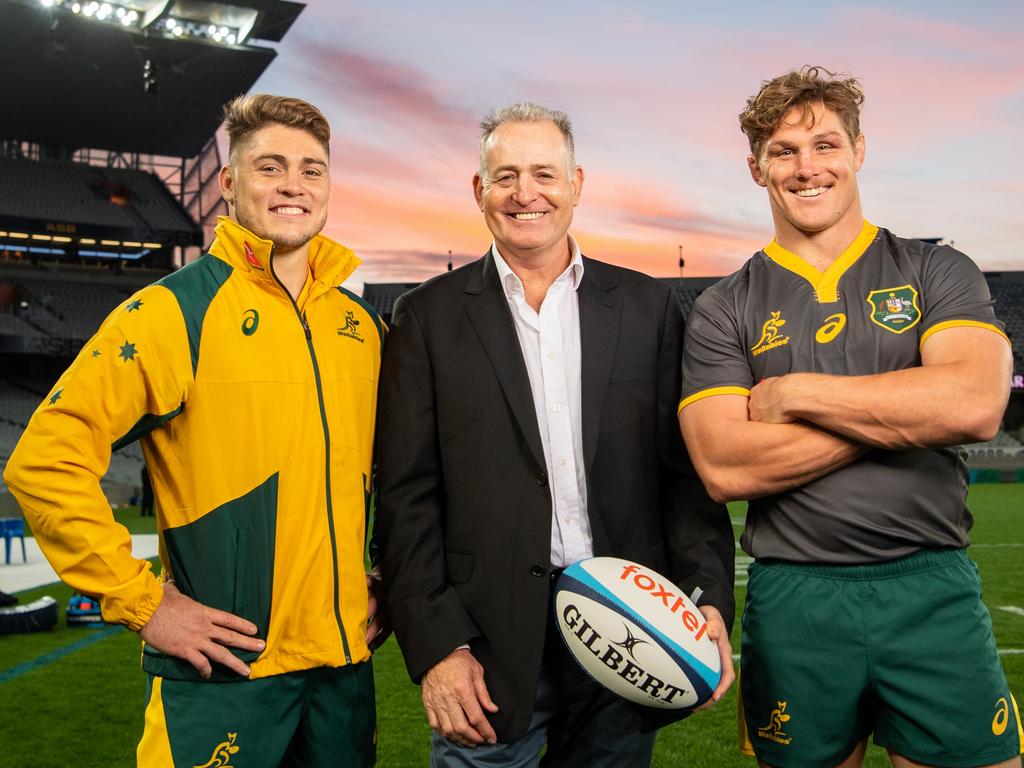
left=248, top=1, right=1024, bottom=291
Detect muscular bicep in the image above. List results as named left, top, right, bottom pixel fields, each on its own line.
left=679, top=394, right=751, bottom=479
left=679, top=393, right=863, bottom=503
left=920, top=325, right=1011, bottom=435
left=921, top=325, right=1011, bottom=376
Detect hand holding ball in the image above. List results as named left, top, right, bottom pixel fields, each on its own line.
left=553, top=557, right=722, bottom=710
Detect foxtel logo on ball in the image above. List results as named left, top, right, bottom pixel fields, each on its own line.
left=618, top=563, right=709, bottom=641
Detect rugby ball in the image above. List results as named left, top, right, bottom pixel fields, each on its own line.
left=553, top=557, right=721, bottom=710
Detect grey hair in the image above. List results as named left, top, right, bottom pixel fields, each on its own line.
left=477, top=102, right=576, bottom=181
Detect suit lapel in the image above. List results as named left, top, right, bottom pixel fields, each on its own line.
left=578, top=258, right=620, bottom=472
left=463, top=254, right=546, bottom=469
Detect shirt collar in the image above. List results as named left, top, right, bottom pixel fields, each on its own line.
left=207, top=216, right=361, bottom=288
left=490, top=236, right=585, bottom=299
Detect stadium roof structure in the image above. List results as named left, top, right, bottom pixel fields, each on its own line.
left=1, top=0, right=304, bottom=157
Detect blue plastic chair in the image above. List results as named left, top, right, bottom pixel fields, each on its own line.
left=1, top=517, right=27, bottom=565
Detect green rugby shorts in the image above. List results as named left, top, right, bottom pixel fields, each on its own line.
left=739, top=549, right=1022, bottom=768
left=137, top=661, right=376, bottom=767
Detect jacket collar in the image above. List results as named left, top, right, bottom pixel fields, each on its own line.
left=206, top=216, right=361, bottom=288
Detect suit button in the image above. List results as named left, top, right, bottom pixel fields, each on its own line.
left=530, top=564, right=546, bottom=577
left=536, top=472, right=548, bottom=487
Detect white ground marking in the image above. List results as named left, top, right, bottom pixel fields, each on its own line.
left=997, top=606, right=1024, bottom=618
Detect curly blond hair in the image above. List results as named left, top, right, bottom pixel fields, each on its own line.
left=739, top=66, right=864, bottom=165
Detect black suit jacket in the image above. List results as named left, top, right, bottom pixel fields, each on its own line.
left=377, top=252, right=734, bottom=741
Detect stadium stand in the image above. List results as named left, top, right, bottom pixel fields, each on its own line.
left=989, top=274, right=1024, bottom=371
left=0, top=156, right=201, bottom=248
left=0, top=0, right=304, bottom=506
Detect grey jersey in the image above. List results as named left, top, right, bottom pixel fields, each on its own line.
left=681, top=222, right=1007, bottom=563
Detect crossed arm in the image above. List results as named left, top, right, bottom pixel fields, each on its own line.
left=680, top=326, right=1011, bottom=503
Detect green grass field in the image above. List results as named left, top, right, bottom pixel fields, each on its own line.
left=1, top=486, right=1022, bottom=767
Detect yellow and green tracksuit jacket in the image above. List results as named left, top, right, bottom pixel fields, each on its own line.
left=3, top=217, right=383, bottom=681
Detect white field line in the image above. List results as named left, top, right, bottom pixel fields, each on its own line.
left=728, top=588, right=1024, bottom=660
left=731, top=649, right=1024, bottom=661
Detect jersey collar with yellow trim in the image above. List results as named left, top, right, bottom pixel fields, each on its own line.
left=763, top=220, right=879, bottom=303
left=206, top=216, right=361, bottom=289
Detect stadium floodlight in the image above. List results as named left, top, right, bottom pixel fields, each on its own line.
left=38, top=0, right=147, bottom=29
left=27, top=0, right=273, bottom=48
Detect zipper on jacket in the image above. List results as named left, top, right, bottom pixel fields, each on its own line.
left=270, top=255, right=353, bottom=664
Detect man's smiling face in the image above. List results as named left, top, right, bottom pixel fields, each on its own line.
left=220, top=123, right=330, bottom=254
left=473, top=120, right=582, bottom=263
left=749, top=102, right=865, bottom=241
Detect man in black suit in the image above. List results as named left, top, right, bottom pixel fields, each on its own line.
left=377, top=102, right=735, bottom=767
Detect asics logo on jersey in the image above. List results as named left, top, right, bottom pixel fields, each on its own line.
left=751, top=311, right=790, bottom=357
left=756, top=700, right=793, bottom=745
left=815, top=313, right=847, bottom=344
left=194, top=731, right=239, bottom=767
left=241, top=309, right=259, bottom=336
left=993, top=697, right=1009, bottom=736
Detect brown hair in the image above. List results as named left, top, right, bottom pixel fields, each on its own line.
left=739, top=66, right=864, bottom=164
left=222, top=94, right=331, bottom=160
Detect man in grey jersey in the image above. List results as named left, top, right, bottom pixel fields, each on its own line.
left=679, top=66, right=1021, bottom=768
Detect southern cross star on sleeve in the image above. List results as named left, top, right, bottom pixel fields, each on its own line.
left=118, top=341, right=138, bottom=362
left=48, top=388, right=63, bottom=405
left=126, top=299, right=144, bottom=312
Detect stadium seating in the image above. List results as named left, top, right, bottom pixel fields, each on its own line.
left=0, top=157, right=200, bottom=243
left=0, top=157, right=135, bottom=229
left=991, top=280, right=1024, bottom=369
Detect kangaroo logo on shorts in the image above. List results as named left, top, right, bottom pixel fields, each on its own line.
left=866, top=285, right=920, bottom=334
left=193, top=732, right=239, bottom=768
left=756, top=700, right=793, bottom=745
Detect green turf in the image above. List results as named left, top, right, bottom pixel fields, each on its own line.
left=1, top=486, right=1021, bottom=767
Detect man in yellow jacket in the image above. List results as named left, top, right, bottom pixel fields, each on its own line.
left=3, top=94, right=383, bottom=767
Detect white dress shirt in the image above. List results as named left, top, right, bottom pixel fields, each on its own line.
left=490, top=238, right=593, bottom=568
